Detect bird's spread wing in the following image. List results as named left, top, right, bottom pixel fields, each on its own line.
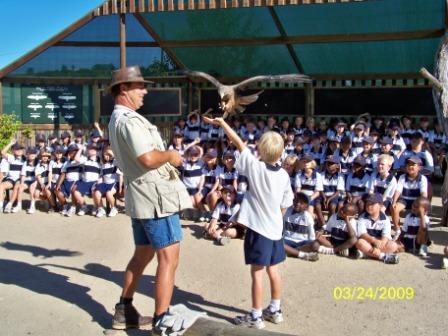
left=237, top=90, right=264, bottom=106
left=183, top=70, right=222, bottom=88
left=234, top=74, right=311, bottom=90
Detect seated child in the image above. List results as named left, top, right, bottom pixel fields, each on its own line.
left=203, top=185, right=242, bottom=245
left=294, top=154, right=323, bottom=216
left=345, top=156, right=371, bottom=213
left=55, top=145, right=83, bottom=215
left=369, top=154, right=397, bottom=213
left=391, top=155, right=428, bottom=237
left=35, top=149, right=51, bottom=212
left=315, top=155, right=345, bottom=228
left=1, top=141, right=25, bottom=213
left=283, top=192, right=319, bottom=261
left=398, top=196, right=431, bottom=257
left=93, top=146, right=123, bottom=218
left=15, top=147, right=40, bottom=214
left=45, top=146, right=66, bottom=212
left=356, top=193, right=399, bottom=264
left=68, top=144, right=101, bottom=217
left=200, top=148, right=221, bottom=212
left=181, top=145, right=205, bottom=210
left=315, top=203, right=358, bottom=257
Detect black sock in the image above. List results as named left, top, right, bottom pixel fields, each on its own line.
left=153, top=311, right=167, bottom=326
left=119, top=297, right=133, bottom=305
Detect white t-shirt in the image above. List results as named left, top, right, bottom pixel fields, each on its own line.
left=235, top=148, right=294, bottom=240
left=283, top=208, right=315, bottom=243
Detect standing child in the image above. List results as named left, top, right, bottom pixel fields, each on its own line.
left=283, top=192, right=319, bottom=261
left=203, top=116, right=294, bottom=330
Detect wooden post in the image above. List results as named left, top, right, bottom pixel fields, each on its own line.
left=120, top=14, right=126, bottom=68
left=304, top=83, right=314, bottom=118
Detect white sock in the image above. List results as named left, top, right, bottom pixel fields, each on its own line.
left=297, top=251, right=308, bottom=258
left=379, top=252, right=385, bottom=260
left=30, top=200, right=35, bottom=206
left=269, top=299, right=281, bottom=313
left=318, top=246, right=334, bottom=254
left=251, top=308, right=262, bottom=319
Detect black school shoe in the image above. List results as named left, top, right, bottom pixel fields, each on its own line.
left=112, top=303, right=152, bottom=330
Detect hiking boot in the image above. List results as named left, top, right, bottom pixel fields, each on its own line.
left=112, top=303, right=152, bottom=330
left=262, top=308, right=284, bottom=324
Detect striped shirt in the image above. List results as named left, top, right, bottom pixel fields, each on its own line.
left=218, top=166, right=238, bottom=187
left=352, top=135, right=365, bottom=155
left=181, top=160, right=204, bottom=189
left=283, top=208, right=315, bottom=243
left=185, top=121, right=200, bottom=141
left=3, top=154, right=25, bottom=182
left=357, top=212, right=392, bottom=239
left=369, top=172, right=397, bottom=201
left=396, top=174, right=428, bottom=202
left=20, top=161, right=37, bottom=183
left=101, top=160, right=122, bottom=184
left=326, top=214, right=358, bottom=242
left=202, top=164, right=219, bottom=189
left=211, top=201, right=240, bottom=224
left=402, top=213, right=430, bottom=240
left=346, top=171, right=371, bottom=196
left=49, top=160, right=64, bottom=184
left=295, top=171, right=323, bottom=197
left=334, top=149, right=357, bottom=174
left=391, top=136, right=406, bottom=156
left=61, top=160, right=82, bottom=182
left=80, top=157, right=102, bottom=182
left=321, top=172, right=345, bottom=197
left=35, top=162, right=49, bottom=184
left=360, top=152, right=378, bottom=173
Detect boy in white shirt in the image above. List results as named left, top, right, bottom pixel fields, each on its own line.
left=203, top=116, right=294, bottom=330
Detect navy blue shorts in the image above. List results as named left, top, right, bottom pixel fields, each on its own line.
left=76, top=181, right=96, bottom=197
left=244, top=228, right=286, bottom=266
left=132, top=214, right=183, bottom=250
left=201, top=187, right=211, bottom=198
left=61, top=180, right=77, bottom=198
left=236, top=193, right=245, bottom=204
left=284, top=239, right=313, bottom=249
left=1, top=178, right=19, bottom=186
left=383, top=199, right=391, bottom=209
left=95, top=182, right=117, bottom=196
left=24, top=180, right=36, bottom=187
left=398, top=197, right=414, bottom=210
left=187, top=187, right=199, bottom=196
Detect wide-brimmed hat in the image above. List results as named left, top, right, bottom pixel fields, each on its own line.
left=108, top=65, right=153, bottom=92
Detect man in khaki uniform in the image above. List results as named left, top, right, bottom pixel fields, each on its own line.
left=107, top=66, right=191, bottom=333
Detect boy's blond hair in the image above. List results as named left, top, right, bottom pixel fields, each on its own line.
left=378, top=154, right=394, bottom=166
left=258, top=131, right=284, bottom=164
left=283, top=154, right=298, bottom=167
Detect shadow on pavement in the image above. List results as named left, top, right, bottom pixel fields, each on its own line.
left=0, top=241, right=82, bottom=259
left=0, top=259, right=110, bottom=329
left=39, top=262, right=246, bottom=323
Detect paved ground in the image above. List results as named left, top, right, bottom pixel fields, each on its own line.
left=0, top=191, right=447, bottom=336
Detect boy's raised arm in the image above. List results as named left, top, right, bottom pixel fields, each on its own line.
left=203, top=117, right=246, bottom=153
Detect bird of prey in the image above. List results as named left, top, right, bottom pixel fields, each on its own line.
left=183, top=71, right=312, bottom=118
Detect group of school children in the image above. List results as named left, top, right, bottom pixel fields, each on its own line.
left=0, top=124, right=123, bottom=218
left=170, top=112, right=448, bottom=267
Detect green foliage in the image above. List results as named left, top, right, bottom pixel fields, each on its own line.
left=22, top=126, right=33, bottom=139
left=0, top=115, right=21, bottom=150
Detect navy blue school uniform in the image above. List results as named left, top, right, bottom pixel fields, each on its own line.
left=351, top=135, right=364, bottom=155
left=294, top=171, right=323, bottom=205
left=185, top=121, right=200, bottom=143
left=284, top=142, right=295, bottom=155
left=60, top=160, right=82, bottom=197
left=181, top=160, right=204, bottom=195
left=77, top=157, right=101, bottom=196
left=20, top=160, right=38, bottom=187
left=325, top=213, right=358, bottom=247
left=401, top=128, right=415, bottom=145
left=357, top=212, right=392, bottom=239
left=396, top=173, right=428, bottom=209
left=402, top=212, right=430, bottom=252
left=218, top=166, right=238, bottom=188
left=2, top=154, right=25, bottom=185
left=398, top=149, right=434, bottom=176
left=307, top=147, right=325, bottom=166
left=201, top=164, right=218, bottom=197
left=334, top=149, right=357, bottom=175
left=390, top=135, right=406, bottom=156
left=96, top=160, right=122, bottom=195
left=345, top=171, right=371, bottom=197
left=360, top=152, right=378, bottom=173
left=321, top=171, right=345, bottom=205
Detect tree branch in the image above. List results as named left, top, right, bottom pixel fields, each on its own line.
left=419, top=68, right=443, bottom=92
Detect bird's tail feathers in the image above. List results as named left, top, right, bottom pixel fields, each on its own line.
left=239, top=90, right=264, bottom=106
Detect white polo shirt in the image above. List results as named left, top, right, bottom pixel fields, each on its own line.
left=235, top=148, right=294, bottom=240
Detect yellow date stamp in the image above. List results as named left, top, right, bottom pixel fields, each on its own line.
left=333, top=287, right=414, bottom=301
